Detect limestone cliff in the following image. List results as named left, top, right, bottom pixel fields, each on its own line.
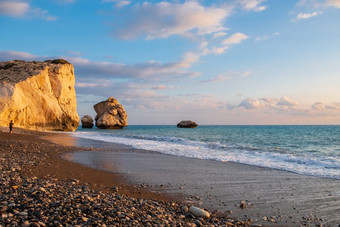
left=0, top=59, right=79, bottom=131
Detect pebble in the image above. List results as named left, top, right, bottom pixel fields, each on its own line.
left=0, top=129, right=255, bottom=227
left=189, top=206, right=211, bottom=218
left=195, top=219, right=202, bottom=226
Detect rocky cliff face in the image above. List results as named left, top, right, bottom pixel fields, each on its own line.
left=94, top=97, right=127, bottom=129
left=0, top=59, right=79, bottom=131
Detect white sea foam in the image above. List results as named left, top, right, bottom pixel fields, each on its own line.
left=71, top=131, right=340, bottom=180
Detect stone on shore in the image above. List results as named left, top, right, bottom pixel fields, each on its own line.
left=94, top=97, right=127, bottom=129
left=0, top=129, right=258, bottom=226
left=188, top=206, right=210, bottom=218
left=0, top=59, right=79, bottom=131
left=81, top=115, right=94, bottom=128
left=177, top=120, right=198, bottom=128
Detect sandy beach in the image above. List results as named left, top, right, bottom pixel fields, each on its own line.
left=0, top=128, right=254, bottom=226
left=64, top=136, right=340, bottom=226
left=1, top=127, right=339, bottom=226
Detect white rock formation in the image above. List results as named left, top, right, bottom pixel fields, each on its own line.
left=0, top=59, right=79, bottom=131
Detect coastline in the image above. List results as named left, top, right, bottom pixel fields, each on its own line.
left=0, top=128, right=252, bottom=226
left=1, top=127, right=339, bottom=226
left=64, top=136, right=340, bottom=226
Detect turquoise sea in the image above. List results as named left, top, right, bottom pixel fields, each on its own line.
left=71, top=125, right=340, bottom=180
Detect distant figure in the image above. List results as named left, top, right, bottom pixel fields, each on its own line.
left=9, top=120, right=14, bottom=134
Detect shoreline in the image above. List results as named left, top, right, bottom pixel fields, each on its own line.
left=0, top=128, right=254, bottom=226
left=52, top=131, right=340, bottom=226
left=1, top=127, right=339, bottom=226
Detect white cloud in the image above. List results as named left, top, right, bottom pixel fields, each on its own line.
left=241, top=71, right=251, bottom=77
left=55, top=0, right=76, bottom=4
left=297, top=11, right=322, bottom=19
left=152, top=85, right=174, bottom=90
left=201, top=74, right=232, bottom=83
left=0, top=49, right=200, bottom=80
left=76, top=79, right=113, bottom=88
left=0, top=50, right=38, bottom=61
left=201, top=70, right=250, bottom=83
left=236, top=97, right=299, bottom=110
left=297, top=0, right=340, bottom=8
left=255, top=32, right=280, bottom=41
left=112, top=1, right=229, bottom=40
left=197, top=32, right=249, bottom=56
left=222, top=33, right=249, bottom=46
left=311, top=102, right=326, bottom=110
left=66, top=56, right=199, bottom=81
left=237, top=0, right=267, bottom=12
left=102, top=0, right=130, bottom=8
left=212, top=32, right=228, bottom=39
left=0, top=1, right=29, bottom=17
left=0, top=0, right=57, bottom=20
left=116, top=1, right=130, bottom=8
left=277, top=96, right=299, bottom=106
left=326, top=0, right=340, bottom=8
left=311, top=102, right=340, bottom=110
left=31, top=8, right=58, bottom=21
left=238, top=98, right=271, bottom=109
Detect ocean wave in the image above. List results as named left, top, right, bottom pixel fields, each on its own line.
left=71, top=131, right=340, bottom=180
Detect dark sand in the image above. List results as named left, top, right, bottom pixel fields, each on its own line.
left=4, top=128, right=241, bottom=226
left=1, top=128, right=176, bottom=201
left=60, top=135, right=340, bottom=226
left=3, top=127, right=339, bottom=226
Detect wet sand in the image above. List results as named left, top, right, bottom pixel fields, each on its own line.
left=1, top=128, right=257, bottom=226
left=63, top=135, right=340, bottom=226
left=2, top=127, right=339, bottom=226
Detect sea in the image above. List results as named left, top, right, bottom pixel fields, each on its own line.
left=71, top=125, right=340, bottom=180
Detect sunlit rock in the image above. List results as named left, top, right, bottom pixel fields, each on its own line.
left=0, top=59, right=79, bottom=131
left=94, top=97, right=127, bottom=129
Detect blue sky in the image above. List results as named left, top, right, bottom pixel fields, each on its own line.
left=1, top=0, right=339, bottom=125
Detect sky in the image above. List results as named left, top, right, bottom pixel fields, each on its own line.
left=0, top=0, right=340, bottom=125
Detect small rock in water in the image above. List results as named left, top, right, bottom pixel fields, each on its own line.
left=188, top=206, right=210, bottom=218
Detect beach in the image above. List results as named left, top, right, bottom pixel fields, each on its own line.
left=1, top=128, right=339, bottom=226
left=0, top=128, right=254, bottom=226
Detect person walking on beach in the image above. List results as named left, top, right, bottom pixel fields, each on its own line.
left=9, top=120, right=14, bottom=134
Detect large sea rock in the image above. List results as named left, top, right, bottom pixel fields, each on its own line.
left=81, top=115, right=94, bottom=128
left=0, top=59, right=79, bottom=131
left=177, top=120, right=198, bottom=128
left=94, top=97, right=127, bottom=129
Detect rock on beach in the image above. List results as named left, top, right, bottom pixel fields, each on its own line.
left=189, top=206, right=211, bottom=218
left=0, top=128, right=255, bottom=226
left=94, top=97, right=127, bottom=129
left=81, top=115, right=94, bottom=128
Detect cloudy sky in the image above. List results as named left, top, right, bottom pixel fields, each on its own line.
left=1, top=0, right=339, bottom=125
